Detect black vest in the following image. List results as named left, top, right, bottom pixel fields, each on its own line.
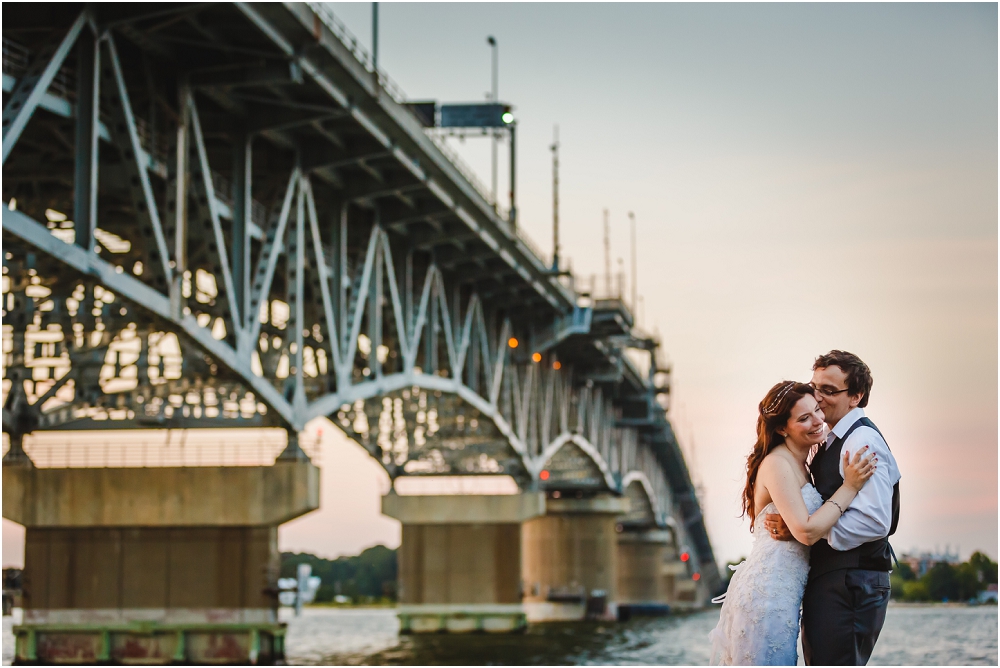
left=809, top=417, right=900, bottom=580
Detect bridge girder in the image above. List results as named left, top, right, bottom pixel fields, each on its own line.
left=1, top=2, right=720, bottom=592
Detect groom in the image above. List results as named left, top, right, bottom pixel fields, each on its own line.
left=764, top=350, right=901, bottom=666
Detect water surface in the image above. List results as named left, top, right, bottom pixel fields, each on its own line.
left=3, top=603, right=996, bottom=665
left=279, top=603, right=997, bottom=666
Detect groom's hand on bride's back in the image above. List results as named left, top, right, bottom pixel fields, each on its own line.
left=764, top=514, right=794, bottom=541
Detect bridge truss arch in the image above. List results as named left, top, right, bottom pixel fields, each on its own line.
left=1, top=2, right=719, bottom=592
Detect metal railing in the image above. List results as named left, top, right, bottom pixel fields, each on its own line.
left=306, top=3, right=563, bottom=272
left=306, top=3, right=504, bottom=216
left=579, top=272, right=630, bottom=305
left=512, top=224, right=552, bottom=269
left=3, top=433, right=322, bottom=468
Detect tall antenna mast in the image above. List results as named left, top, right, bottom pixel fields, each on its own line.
left=487, top=36, right=498, bottom=208
left=551, top=125, right=560, bottom=271
left=603, top=209, right=611, bottom=296
left=372, top=3, right=379, bottom=72
left=628, top=211, right=637, bottom=314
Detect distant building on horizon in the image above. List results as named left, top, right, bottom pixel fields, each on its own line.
left=900, top=548, right=961, bottom=578
left=977, top=584, right=998, bottom=604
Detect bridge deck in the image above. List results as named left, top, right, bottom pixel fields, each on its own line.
left=2, top=2, right=720, bottom=592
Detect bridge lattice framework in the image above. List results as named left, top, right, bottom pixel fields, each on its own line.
left=1, top=2, right=719, bottom=589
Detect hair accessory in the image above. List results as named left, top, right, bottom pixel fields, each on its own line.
left=762, top=381, right=796, bottom=416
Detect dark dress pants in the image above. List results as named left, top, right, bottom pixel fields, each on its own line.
left=801, top=568, right=890, bottom=666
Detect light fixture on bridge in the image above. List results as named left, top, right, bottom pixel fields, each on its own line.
left=501, top=111, right=514, bottom=124
left=692, top=572, right=701, bottom=581
left=532, top=352, right=541, bottom=363
left=539, top=470, right=550, bottom=481
left=508, top=337, right=518, bottom=348
left=553, top=361, right=561, bottom=370
left=680, top=552, right=690, bottom=562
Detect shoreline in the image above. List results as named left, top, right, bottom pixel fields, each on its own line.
left=888, top=600, right=997, bottom=608
left=299, top=601, right=998, bottom=611
left=305, top=602, right=397, bottom=609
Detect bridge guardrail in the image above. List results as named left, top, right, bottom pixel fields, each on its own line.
left=305, top=3, right=498, bottom=209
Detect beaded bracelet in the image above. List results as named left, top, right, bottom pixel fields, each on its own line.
left=828, top=499, right=845, bottom=516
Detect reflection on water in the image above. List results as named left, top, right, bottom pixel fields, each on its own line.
left=282, top=608, right=720, bottom=666
left=4, top=604, right=997, bottom=665
left=279, top=604, right=997, bottom=666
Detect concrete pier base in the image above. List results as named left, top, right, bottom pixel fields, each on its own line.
left=383, top=493, right=544, bottom=634
left=616, top=529, right=671, bottom=618
left=665, top=559, right=707, bottom=610
left=521, top=494, right=628, bottom=622
left=3, top=460, right=318, bottom=664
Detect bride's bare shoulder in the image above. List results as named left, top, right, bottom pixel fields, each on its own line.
left=759, top=447, right=794, bottom=477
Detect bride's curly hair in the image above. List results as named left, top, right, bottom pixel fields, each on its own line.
left=741, top=380, right=815, bottom=531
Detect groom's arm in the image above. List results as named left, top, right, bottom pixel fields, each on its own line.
left=827, top=428, right=899, bottom=550
left=765, top=431, right=899, bottom=545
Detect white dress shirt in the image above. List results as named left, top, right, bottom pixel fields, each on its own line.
left=822, top=407, right=901, bottom=551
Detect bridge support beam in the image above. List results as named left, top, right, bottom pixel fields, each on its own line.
left=615, top=529, right=672, bottom=618
left=382, top=493, right=545, bottom=634
left=3, top=458, right=319, bottom=664
left=521, top=494, right=629, bottom=622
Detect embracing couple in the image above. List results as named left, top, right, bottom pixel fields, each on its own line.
left=709, top=351, right=902, bottom=666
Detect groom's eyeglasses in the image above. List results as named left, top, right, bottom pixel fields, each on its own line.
left=809, top=383, right=850, bottom=398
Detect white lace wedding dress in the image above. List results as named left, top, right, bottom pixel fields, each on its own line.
left=708, top=483, right=824, bottom=666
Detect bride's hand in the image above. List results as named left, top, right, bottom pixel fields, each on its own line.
left=843, top=446, right=876, bottom=491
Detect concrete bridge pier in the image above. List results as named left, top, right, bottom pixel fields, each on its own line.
left=2, top=454, right=319, bottom=665
left=615, top=528, right=672, bottom=618
left=382, top=493, right=545, bottom=633
left=521, top=494, right=629, bottom=622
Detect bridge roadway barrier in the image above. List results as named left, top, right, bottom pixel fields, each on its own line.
left=2, top=457, right=319, bottom=664
left=382, top=492, right=545, bottom=633
left=521, top=494, right=629, bottom=622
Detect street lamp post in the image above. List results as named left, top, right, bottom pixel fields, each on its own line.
left=487, top=36, right=498, bottom=209
left=371, top=3, right=379, bottom=91
left=551, top=125, right=559, bottom=271
left=629, top=211, right=637, bottom=313
left=508, top=120, right=516, bottom=228
left=372, top=3, right=379, bottom=71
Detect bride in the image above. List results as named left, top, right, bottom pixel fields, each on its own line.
left=708, top=381, right=876, bottom=666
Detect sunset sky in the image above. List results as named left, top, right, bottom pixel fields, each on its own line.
left=3, top=3, right=996, bottom=569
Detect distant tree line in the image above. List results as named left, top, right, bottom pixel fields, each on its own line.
left=890, top=551, right=997, bottom=603
left=281, top=545, right=398, bottom=603
left=720, top=551, right=997, bottom=604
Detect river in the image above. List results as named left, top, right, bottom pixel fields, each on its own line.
left=3, top=603, right=996, bottom=665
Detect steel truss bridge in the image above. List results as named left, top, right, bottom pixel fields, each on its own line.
left=2, top=2, right=720, bottom=591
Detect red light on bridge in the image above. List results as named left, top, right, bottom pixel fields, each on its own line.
left=532, top=352, right=542, bottom=363
left=508, top=337, right=519, bottom=348
left=553, top=361, right=562, bottom=370
left=540, top=470, right=550, bottom=481
left=692, top=572, right=701, bottom=581
left=680, top=552, right=690, bottom=562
